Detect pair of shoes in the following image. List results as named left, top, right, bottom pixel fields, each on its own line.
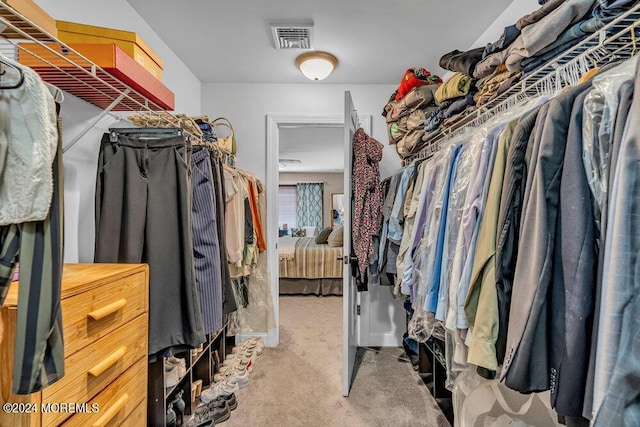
left=167, top=356, right=187, bottom=377
left=186, top=399, right=230, bottom=427
left=213, top=369, right=249, bottom=388
left=169, top=390, right=186, bottom=426
left=200, top=381, right=239, bottom=404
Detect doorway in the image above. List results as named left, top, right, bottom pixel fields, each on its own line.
left=265, top=114, right=371, bottom=349
left=266, top=115, right=345, bottom=347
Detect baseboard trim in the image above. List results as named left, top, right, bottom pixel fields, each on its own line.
left=359, top=332, right=402, bottom=347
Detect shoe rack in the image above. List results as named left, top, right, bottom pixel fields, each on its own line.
left=147, top=323, right=228, bottom=427
left=418, top=339, right=454, bottom=424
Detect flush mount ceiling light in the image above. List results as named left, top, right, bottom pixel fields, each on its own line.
left=295, top=51, right=338, bottom=81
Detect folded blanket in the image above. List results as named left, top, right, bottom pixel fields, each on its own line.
left=278, top=236, right=300, bottom=261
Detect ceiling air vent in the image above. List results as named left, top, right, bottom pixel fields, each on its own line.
left=271, top=24, right=314, bottom=49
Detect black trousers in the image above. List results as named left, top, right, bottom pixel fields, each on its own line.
left=94, top=134, right=205, bottom=356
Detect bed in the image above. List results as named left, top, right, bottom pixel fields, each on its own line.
left=278, top=236, right=344, bottom=296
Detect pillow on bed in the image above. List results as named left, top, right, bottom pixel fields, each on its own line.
left=327, top=224, right=344, bottom=247
left=315, top=227, right=333, bottom=244
left=302, top=226, right=318, bottom=237
left=291, top=227, right=306, bottom=237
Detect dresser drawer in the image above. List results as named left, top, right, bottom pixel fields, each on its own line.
left=59, top=358, right=147, bottom=427
left=61, top=270, right=147, bottom=355
left=42, top=315, right=147, bottom=426
left=119, top=398, right=146, bottom=427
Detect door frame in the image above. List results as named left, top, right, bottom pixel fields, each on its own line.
left=265, top=113, right=371, bottom=348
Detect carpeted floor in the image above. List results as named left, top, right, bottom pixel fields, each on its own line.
left=223, top=295, right=450, bottom=426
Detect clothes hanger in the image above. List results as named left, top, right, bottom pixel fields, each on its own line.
left=108, top=127, right=185, bottom=142
left=0, top=56, right=24, bottom=90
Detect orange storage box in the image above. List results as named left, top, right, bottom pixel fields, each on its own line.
left=1, top=0, right=58, bottom=37
left=18, top=42, right=174, bottom=110
left=56, top=20, right=163, bottom=81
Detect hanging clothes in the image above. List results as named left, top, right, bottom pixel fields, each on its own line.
left=0, top=56, right=58, bottom=226
left=191, top=148, right=224, bottom=334
left=210, top=155, right=238, bottom=316
left=0, top=107, right=64, bottom=395
left=94, top=133, right=205, bottom=357
left=351, top=128, right=384, bottom=283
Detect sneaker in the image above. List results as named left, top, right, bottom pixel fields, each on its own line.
left=215, top=393, right=238, bottom=411
left=245, top=337, right=265, bottom=355
left=223, top=375, right=241, bottom=393
left=205, top=399, right=231, bottom=424
left=203, top=400, right=231, bottom=424
left=217, top=362, right=245, bottom=375
left=165, top=362, right=180, bottom=388
left=185, top=404, right=214, bottom=427
left=201, top=381, right=239, bottom=404
left=222, top=353, right=254, bottom=371
left=166, top=356, right=187, bottom=378
left=214, top=370, right=249, bottom=388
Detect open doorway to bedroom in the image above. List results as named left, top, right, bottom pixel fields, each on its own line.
left=277, top=124, right=345, bottom=298
left=274, top=121, right=346, bottom=401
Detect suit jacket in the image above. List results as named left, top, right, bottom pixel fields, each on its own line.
left=501, top=81, right=593, bottom=392
left=494, top=104, right=545, bottom=365
left=549, top=83, right=595, bottom=418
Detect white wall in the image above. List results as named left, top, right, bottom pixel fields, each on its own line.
left=468, top=0, right=541, bottom=49
left=32, top=0, right=202, bottom=262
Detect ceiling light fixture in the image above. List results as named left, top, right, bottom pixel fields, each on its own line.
left=295, top=51, right=338, bottom=81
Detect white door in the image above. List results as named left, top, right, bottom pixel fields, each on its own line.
left=343, top=91, right=359, bottom=396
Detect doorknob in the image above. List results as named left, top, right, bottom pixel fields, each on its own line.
left=341, top=255, right=358, bottom=264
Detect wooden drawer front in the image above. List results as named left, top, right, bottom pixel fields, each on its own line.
left=62, top=271, right=147, bottom=355
left=59, top=358, right=147, bottom=427
left=119, top=398, right=146, bottom=427
left=42, top=315, right=147, bottom=426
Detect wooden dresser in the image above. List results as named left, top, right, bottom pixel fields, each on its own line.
left=0, top=263, right=149, bottom=427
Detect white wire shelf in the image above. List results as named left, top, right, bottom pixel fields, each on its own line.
left=403, top=4, right=640, bottom=164
left=0, top=3, right=237, bottom=165
left=0, top=3, right=171, bottom=112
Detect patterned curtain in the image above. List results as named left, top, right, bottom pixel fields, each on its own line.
left=296, top=183, right=323, bottom=231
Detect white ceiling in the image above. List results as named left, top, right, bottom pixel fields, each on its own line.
left=126, top=0, right=512, bottom=84
left=279, top=126, right=344, bottom=172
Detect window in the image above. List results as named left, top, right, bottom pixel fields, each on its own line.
left=278, top=185, right=297, bottom=230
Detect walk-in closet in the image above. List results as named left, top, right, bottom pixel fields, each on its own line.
left=0, top=0, right=639, bottom=426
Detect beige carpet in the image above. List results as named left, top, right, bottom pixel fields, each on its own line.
left=223, top=295, right=450, bottom=427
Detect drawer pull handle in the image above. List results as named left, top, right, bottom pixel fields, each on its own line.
left=92, top=393, right=129, bottom=427
left=88, top=346, right=127, bottom=377
left=87, top=299, right=127, bottom=320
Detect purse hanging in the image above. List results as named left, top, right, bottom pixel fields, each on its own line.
left=212, top=117, right=236, bottom=155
